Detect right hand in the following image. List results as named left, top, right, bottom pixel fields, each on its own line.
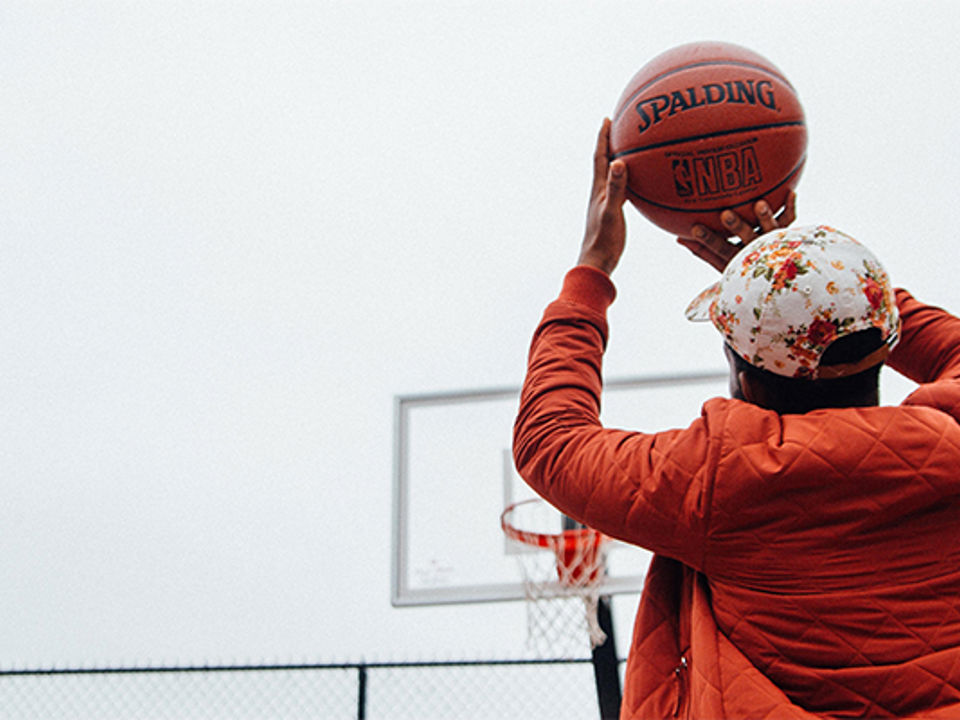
left=676, top=191, right=797, bottom=272
left=577, top=118, right=629, bottom=275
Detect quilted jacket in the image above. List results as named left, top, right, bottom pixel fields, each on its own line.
left=513, top=265, right=960, bottom=719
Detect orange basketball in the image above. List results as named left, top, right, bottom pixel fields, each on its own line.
left=610, top=41, right=806, bottom=237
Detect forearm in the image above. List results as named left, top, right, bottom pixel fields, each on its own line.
left=887, top=289, right=960, bottom=383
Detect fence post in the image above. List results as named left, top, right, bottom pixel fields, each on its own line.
left=357, top=664, right=367, bottom=720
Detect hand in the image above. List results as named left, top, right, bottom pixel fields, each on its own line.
left=676, top=191, right=797, bottom=272
left=577, top=118, right=629, bottom=275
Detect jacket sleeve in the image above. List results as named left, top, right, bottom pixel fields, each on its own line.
left=888, top=289, right=960, bottom=382
left=512, top=266, right=713, bottom=569
left=887, top=288, right=960, bottom=419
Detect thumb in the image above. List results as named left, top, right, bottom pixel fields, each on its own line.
left=607, top=160, right=628, bottom=209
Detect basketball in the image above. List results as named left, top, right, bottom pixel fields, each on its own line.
left=610, top=41, right=807, bottom=236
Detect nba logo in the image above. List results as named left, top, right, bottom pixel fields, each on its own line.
left=672, top=159, right=693, bottom=197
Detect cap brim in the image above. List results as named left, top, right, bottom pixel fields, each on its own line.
left=685, top=282, right=721, bottom=322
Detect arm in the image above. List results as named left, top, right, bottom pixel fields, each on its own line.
left=888, top=289, right=960, bottom=383
left=513, top=119, right=797, bottom=561
left=512, top=265, right=714, bottom=564
left=512, top=120, right=713, bottom=564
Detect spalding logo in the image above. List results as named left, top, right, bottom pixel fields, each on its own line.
left=633, top=79, right=776, bottom=134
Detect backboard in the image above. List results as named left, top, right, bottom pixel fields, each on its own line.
left=391, top=371, right=728, bottom=607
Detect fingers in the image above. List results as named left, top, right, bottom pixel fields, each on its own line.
left=776, top=191, right=797, bottom=227
left=605, top=160, right=628, bottom=211
left=677, top=237, right=729, bottom=273
left=593, top=159, right=628, bottom=248
left=721, top=191, right=799, bottom=242
left=592, top=118, right=612, bottom=198
left=679, top=225, right=742, bottom=272
left=680, top=192, right=799, bottom=272
left=755, top=200, right=777, bottom=234
left=757, top=192, right=797, bottom=233
left=721, top=209, right=759, bottom=243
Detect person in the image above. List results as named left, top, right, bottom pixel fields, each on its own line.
left=512, top=118, right=960, bottom=719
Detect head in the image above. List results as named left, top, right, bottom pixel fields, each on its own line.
left=686, top=225, right=900, bottom=414
left=724, top=330, right=884, bottom=413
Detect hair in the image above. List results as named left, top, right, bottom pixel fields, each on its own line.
left=729, top=328, right=885, bottom=414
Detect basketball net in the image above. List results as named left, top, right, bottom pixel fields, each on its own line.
left=501, top=499, right=610, bottom=657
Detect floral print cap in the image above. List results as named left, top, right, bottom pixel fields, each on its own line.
left=685, top=225, right=900, bottom=379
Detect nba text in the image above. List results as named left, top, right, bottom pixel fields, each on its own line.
left=671, top=146, right=762, bottom=198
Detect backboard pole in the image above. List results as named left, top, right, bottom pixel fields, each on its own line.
left=561, top=515, right=622, bottom=719
left=591, top=596, right=622, bottom=720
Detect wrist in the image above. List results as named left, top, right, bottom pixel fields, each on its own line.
left=577, top=247, right=618, bottom=275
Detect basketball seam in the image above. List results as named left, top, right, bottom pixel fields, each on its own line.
left=625, top=155, right=806, bottom=214
left=610, top=121, right=805, bottom=159
left=613, top=60, right=795, bottom=123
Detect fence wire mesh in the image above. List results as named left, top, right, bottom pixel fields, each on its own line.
left=0, top=665, right=356, bottom=720
left=0, top=657, right=617, bottom=720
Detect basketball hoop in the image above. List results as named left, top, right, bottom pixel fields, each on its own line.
left=501, top=498, right=611, bottom=654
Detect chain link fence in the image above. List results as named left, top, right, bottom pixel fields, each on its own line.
left=0, top=657, right=619, bottom=719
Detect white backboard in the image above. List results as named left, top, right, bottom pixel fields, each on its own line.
left=391, top=371, right=728, bottom=606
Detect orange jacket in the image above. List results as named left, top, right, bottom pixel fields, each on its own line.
left=513, top=266, right=960, bottom=719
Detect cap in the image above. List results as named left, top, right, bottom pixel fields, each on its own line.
left=685, top=224, right=900, bottom=379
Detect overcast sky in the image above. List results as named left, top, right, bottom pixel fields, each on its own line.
left=2, top=1, right=959, bottom=668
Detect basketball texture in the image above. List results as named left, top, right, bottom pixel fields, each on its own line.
left=610, top=42, right=806, bottom=236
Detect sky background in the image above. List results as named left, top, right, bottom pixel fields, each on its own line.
left=2, top=0, right=959, bottom=668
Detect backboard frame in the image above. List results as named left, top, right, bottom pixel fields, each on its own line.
left=391, top=370, right=728, bottom=607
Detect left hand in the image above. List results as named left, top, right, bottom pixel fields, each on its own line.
left=677, top=191, right=797, bottom=272
left=577, top=118, right=629, bottom=275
